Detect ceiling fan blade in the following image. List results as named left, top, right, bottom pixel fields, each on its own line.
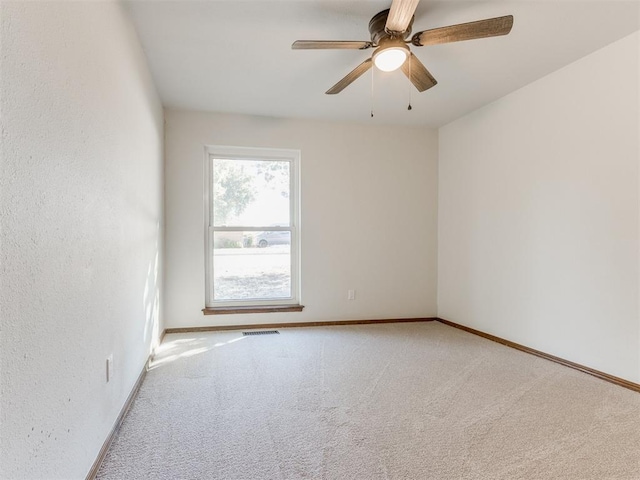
left=385, top=0, right=420, bottom=33
left=400, top=53, right=437, bottom=92
left=412, top=15, right=513, bottom=46
left=292, top=40, right=372, bottom=50
left=326, top=58, right=373, bottom=95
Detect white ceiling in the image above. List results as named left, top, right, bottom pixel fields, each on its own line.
left=125, top=1, right=640, bottom=127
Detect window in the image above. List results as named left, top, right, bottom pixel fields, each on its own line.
left=204, top=146, right=300, bottom=310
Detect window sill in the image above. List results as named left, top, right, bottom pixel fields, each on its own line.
left=202, top=305, right=305, bottom=315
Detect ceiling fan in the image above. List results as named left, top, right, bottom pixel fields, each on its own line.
left=292, top=0, right=513, bottom=95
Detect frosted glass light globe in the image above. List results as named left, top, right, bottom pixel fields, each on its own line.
left=374, top=47, right=408, bottom=72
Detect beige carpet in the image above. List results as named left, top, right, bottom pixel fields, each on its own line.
left=97, top=322, right=640, bottom=479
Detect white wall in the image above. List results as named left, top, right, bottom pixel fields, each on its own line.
left=438, top=32, right=640, bottom=383
left=165, top=110, right=438, bottom=328
left=0, top=2, right=163, bottom=478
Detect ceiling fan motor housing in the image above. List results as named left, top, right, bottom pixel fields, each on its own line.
left=369, top=9, right=414, bottom=45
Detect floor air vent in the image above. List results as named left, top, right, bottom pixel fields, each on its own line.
left=242, top=330, right=280, bottom=336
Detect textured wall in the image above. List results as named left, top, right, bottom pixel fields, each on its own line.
left=0, top=2, right=163, bottom=478
left=164, top=110, right=438, bottom=328
left=438, top=32, right=640, bottom=383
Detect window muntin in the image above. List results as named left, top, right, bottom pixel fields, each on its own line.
left=205, top=146, right=300, bottom=308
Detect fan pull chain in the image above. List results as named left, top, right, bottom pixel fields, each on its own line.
left=407, top=54, right=413, bottom=111
left=370, top=65, right=375, bottom=118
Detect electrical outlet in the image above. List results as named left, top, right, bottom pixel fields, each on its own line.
left=348, top=289, right=355, bottom=300
left=106, top=355, right=113, bottom=383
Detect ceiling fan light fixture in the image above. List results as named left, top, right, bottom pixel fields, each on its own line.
left=373, top=43, right=409, bottom=72
left=293, top=0, right=514, bottom=95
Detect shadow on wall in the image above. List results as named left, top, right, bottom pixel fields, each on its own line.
left=143, top=224, right=161, bottom=355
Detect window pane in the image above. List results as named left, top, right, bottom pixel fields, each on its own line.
left=213, top=159, right=290, bottom=227
left=213, top=231, right=291, bottom=301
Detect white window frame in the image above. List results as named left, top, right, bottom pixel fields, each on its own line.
left=204, top=145, right=300, bottom=308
